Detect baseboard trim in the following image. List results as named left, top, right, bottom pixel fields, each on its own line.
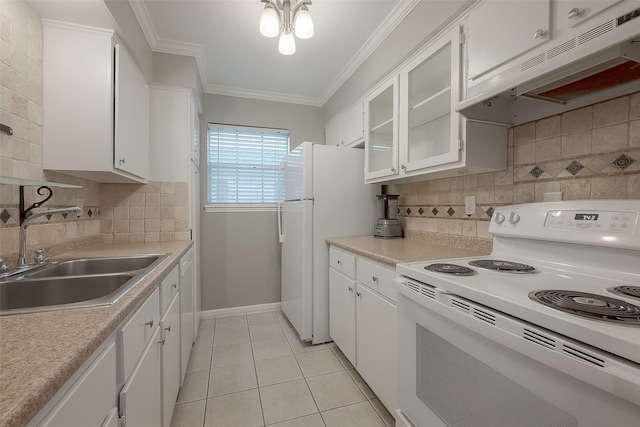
left=200, top=302, right=282, bottom=319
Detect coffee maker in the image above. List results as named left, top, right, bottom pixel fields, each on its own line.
left=374, top=187, right=403, bottom=238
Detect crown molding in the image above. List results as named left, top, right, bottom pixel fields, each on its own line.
left=319, top=0, right=420, bottom=105
left=204, top=83, right=323, bottom=107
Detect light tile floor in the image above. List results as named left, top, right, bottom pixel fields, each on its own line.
left=170, top=310, right=395, bottom=427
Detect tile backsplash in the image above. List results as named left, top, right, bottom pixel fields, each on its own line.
left=390, top=92, right=640, bottom=240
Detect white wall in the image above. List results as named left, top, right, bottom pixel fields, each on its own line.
left=200, top=94, right=323, bottom=310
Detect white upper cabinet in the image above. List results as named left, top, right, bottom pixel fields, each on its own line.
left=364, top=25, right=507, bottom=184
left=114, top=44, right=150, bottom=179
left=42, top=21, right=149, bottom=183
left=325, top=102, right=364, bottom=147
left=467, top=0, right=551, bottom=81
left=399, top=30, right=460, bottom=173
left=340, top=102, right=364, bottom=146
left=364, top=75, right=399, bottom=181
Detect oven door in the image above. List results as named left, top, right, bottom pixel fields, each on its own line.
left=396, top=279, right=640, bottom=427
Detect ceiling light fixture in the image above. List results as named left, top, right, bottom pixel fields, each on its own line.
left=259, top=0, right=314, bottom=55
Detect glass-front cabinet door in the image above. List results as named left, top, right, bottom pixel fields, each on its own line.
left=364, top=75, right=399, bottom=181
left=399, top=27, right=461, bottom=173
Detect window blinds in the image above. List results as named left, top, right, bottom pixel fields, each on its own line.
left=207, top=125, right=289, bottom=204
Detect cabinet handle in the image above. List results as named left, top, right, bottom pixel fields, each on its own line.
left=533, top=29, right=545, bottom=39
left=567, top=7, right=580, bottom=19
left=171, top=283, right=178, bottom=289
left=348, top=286, right=353, bottom=292
left=119, top=158, right=126, bottom=164
left=158, top=338, right=166, bottom=345
left=401, top=164, right=406, bottom=170
left=372, top=276, right=378, bottom=282
left=145, top=319, right=154, bottom=328
left=356, top=291, right=361, bottom=297
left=337, top=259, right=341, bottom=265
left=165, top=325, right=172, bottom=332
left=391, top=167, right=396, bottom=173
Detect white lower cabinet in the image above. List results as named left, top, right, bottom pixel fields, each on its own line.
left=328, top=246, right=397, bottom=414
left=29, top=257, right=196, bottom=427
left=36, top=341, right=117, bottom=427
left=119, top=327, right=162, bottom=427
left=355, top=284, right=397, bottom=414
left=329, top=268, right=357, bottom=365
left=161, top=293, right=181, bottom=427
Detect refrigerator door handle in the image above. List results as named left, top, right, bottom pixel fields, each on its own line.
left=278, top=200, right=285, bottom=243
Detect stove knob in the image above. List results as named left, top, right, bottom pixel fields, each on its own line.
left=508, top=211, right=521, bottom=224
left=494, top=212, right=505, bottom=224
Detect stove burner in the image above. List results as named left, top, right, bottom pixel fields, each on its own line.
left=530, top=290, right=640, bottom=326
left=424, top=263, right=476, bottom=276
left=468, top=259, right=536, bottom=273
left=608, top=286, right=640, bottom=301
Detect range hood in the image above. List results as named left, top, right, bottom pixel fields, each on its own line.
left=457, top=23, right=640, bottom=126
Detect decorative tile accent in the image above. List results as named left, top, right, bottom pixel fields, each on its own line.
left=565, top=160, right=584, bottom=176
left=61, top=212, right=68, bottom=219
left=530, top=166, right=544, bottom=179
left=0, top=209, right=10, bottom=224
left=486, top=207, right=495, bottom=218
left=88, top=209, right=93, bottom=217
left=418, top=207, right=424, bottom=215
left=406, top=208, right=411, bottom=215
left=611, top=154, right=635, bottom=170
left=45, top=214, right=53, bottom=221
left=432, top=207, right=438, bottom=216
left=396, top=208, right=400, bottom=215
left=447, top=207, right=455, bottom=216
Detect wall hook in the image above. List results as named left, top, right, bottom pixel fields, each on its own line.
left=0, top=123, right=13, bottom=135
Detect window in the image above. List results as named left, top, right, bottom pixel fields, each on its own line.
left=205, top=124, right=289, bottom=211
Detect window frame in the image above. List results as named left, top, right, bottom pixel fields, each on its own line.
left=204, top=123, right=289, bottom=213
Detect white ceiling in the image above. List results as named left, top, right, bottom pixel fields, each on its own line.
left=131, top=0, right=418, bottom=106
left=27, top=0, right=419, bottom=107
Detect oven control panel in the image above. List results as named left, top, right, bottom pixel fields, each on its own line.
left=489, top=201, right=640, bottom=249
left=544, top=210, right=638, bottom=232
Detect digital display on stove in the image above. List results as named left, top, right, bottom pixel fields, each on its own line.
left=574, top=213, right=599, bottom=221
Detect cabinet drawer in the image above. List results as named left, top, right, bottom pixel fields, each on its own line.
left=160, top=265, right=179, bottom=315
left=119, top=287, right=160, bottom=383
left=329, top=247, right=356, bottom=279
left=357, top=257, right=397, bottom=303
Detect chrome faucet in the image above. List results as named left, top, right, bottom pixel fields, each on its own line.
left=18, top=207, right=81, bottom=268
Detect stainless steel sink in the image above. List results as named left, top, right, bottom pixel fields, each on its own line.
left=0, top=274, right=134, bottom=311
left=24, top=255, right=162, bottom=278
left=0, top=254, right=169, bottom=316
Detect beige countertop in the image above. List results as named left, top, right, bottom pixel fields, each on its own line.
left=327, top=232, right=492, bottom=266
left=0, top=241, right=192, bottom=427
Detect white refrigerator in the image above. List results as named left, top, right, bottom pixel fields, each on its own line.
left=278, top=142, right=378, bottom=344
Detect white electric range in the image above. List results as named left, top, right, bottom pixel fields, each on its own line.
left=395, top=200, right=640, bottom=427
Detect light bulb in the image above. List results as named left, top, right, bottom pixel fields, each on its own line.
left=279, top=31, right=296, bottom=55
left=260, top=4, right=280, bottom=38
left=294, top=7, right=313, bottom=39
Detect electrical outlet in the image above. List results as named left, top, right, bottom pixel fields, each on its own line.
left=544, top=192, right=562, bottom=202
left=465, top=195, right=476, bottom=215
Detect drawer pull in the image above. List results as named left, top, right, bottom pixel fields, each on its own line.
left=164, top=325, right=172, bottom=332
left=372, top=276, right=378, bottom=282
left=158, top=337, right=165, bottom=345
left=145, top=319, right=154, bottom=328
left=356, top=292, right=361, bottom=297
left=567, top=7, right=580, bottom=19
left=348, top=286, right=353, bottom=292
left=337, top=259, right=341, bottom=265
left=171, top=283, right=177, bottom=289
